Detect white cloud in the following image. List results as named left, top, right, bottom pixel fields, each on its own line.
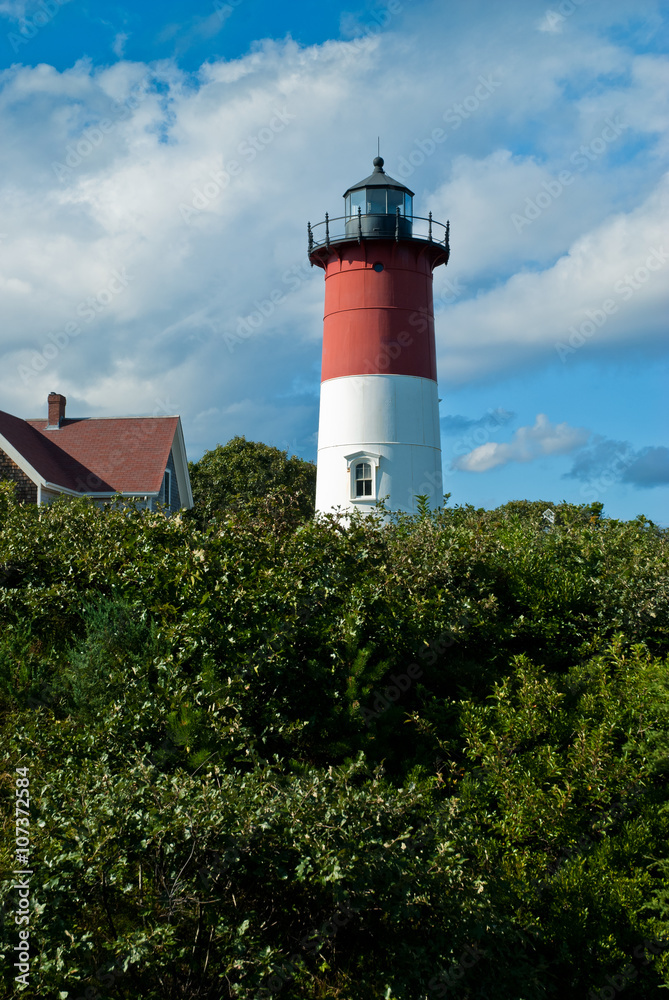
left=112, top=32, right=129, bottom=59
left=0, top=1, right=27, bottom=18
left=574, top=53, right=669, bottom=158
left=453, top=414, right=590, bottom=473
left=0, top=0, right=667, bottom=465
left=436, top=172, right=669, bottom=384
left=536, top=8, right=568, bottom=34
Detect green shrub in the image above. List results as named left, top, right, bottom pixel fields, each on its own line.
left=0, top=486, right=667, bottom=997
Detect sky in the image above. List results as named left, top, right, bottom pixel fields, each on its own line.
left=0, top=0, right=667, bottom=522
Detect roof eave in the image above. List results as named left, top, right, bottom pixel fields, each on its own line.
left=0, top=432, right=48, bottom=489
left=170, top=417, right=194, bottom=509
left=42, top=482, right=160, bottom=498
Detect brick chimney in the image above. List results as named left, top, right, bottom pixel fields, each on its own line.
left=47, top=392, right=66, bottom=429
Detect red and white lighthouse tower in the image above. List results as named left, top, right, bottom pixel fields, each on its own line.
left=308, top=156, right=450, bottom=515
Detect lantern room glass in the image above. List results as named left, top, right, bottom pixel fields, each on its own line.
left=345, top=189, right=365, bottom=219
left=387, top=189, right=404, bottom=214
left=345, top=188, right=413, bottom=219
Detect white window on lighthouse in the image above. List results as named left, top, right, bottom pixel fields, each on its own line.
left=355, top=462, right=372, bottom=497
left=346, top=451, right=380, bottom=502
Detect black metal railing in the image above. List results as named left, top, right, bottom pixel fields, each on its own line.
left=308, top=208, right=449, bottom=256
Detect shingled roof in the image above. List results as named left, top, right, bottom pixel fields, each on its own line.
left=0, top=394, right=192, bottom=505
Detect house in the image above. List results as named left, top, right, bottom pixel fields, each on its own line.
left=0, top=393, right=193, bottom=512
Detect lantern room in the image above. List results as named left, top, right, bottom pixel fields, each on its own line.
left=343, top=156, right=414, bottom=239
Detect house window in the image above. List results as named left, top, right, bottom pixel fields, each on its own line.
left=355, top=462, right=372, bottom=497
left=163, top=469, right=171, bottom=507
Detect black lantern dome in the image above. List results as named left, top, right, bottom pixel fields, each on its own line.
left=343, top=157, right=414, bottom=239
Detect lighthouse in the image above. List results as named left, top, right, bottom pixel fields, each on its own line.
left=308, top=156, right=450, bottom=515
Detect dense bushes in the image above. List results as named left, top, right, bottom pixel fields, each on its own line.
left=0, top=483, right=668, bottom=998
left=186, top=437, right=317, bottom=526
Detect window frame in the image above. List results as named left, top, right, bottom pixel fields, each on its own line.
left=354, top=461, right=373, bottom=497
left=345, top=451, right=380, bottom=502
left=163, top=468, right=172, bottom=508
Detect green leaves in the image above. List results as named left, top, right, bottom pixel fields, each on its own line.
left=187, top=436, right=316, bottom=527
left=0, top=490, right=668, bottom=996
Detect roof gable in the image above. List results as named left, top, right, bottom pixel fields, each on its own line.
left=0, top=409, right=91, bottom=488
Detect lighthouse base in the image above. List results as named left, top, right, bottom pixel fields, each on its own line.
left=315, top=374, right=443, bottom=515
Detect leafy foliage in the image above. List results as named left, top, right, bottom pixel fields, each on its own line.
left=187, top=436, right=316, bottom=526
left=0, top=482, right=668, bottom=997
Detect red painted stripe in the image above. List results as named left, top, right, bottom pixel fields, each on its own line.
left=319, top=242, right=438, bottom=382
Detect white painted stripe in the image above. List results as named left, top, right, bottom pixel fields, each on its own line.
left=315, top=375, right=443, bottom=514
left=317, top=374, right=440, bottom=448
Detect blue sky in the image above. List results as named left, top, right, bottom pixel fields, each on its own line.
left=0, top=0, right=667, bottom=522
